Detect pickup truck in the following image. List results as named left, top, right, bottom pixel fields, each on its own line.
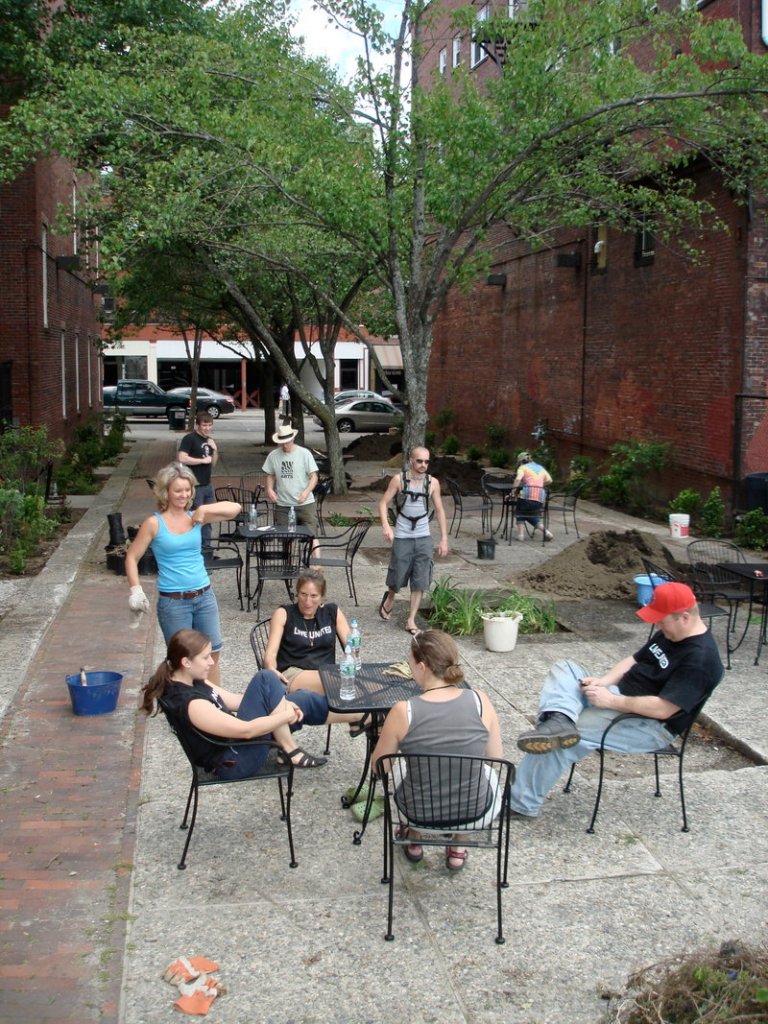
left=102, top=380, right=190, bottom=421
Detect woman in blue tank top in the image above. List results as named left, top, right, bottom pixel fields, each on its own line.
left=372, top=629, right=504, bottom=871
left=125, top=462, right=241, bottom=685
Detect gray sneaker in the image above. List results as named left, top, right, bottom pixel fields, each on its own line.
left=517, top=712, right=580, bottom=754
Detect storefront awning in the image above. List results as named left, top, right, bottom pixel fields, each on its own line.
left=372, top=344, right=403, bottom=370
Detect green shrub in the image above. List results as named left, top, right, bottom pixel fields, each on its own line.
left=486, top=423, right=507, bottom=448
left=701, top=487, right=725, bottom=538
left=487, top=447, right=510, bottom=468
left=434, top=406, right=456, bottom=437
left=327, top=511, right=352, bottom=528
left=598, top=438, right=671, bottom=513
left=101, top=413, right=128, bottom=461
left=441, top=434, right=460, bottom=455
left=570, top=455, right=593, bottom=476
left=466, top=445, right=484, bottom=463
left=735, top=509, right=768, bottom=551
left=0, top=424, right=65, bottom=494
left=669, top=488, right=703, bottom=518
left=424, top=430, right=436, bottom=448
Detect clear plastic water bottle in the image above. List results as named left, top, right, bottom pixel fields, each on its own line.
left=339, top=644, right=356, bottom=701
left=287, top=505, right=296, bottom=532
left=348, top=619, right=362, bottom=670
left=248, top=503, right=258, bottom=527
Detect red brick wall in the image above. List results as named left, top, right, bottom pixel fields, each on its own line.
left=429, top=166, right=750, bottom=501
left=0, top=153, right=102, bottom=444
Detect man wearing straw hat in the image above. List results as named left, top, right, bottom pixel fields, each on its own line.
left=507, top=582, right=723, bottom=819
left=263, top=424, right=319, bottom=531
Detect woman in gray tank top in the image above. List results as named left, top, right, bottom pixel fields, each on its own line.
left=372, top=629, right=504, bottom=871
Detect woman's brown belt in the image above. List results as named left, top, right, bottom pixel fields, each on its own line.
left=157, top=585, right=211, bottom=600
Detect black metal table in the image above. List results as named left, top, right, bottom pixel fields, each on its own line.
left=718, top=562, right=768, bottom=665
left=482, top=479, right=519, bottom=539
left=320, top=663, right=424, bottom=844
left=238, top=524, right=314, bottom=613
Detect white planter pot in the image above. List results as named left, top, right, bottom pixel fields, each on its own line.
left=481, top=612, right=523, bottom=653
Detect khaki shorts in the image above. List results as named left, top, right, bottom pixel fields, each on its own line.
left=281, top=666, right=306, bottom=684
left=275, top=503, right=318, bottom=532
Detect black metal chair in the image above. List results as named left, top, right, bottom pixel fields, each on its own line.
left=544, top=479, right=587, bottom=541
left=157, top=697, right=297, bottom=870
left=250, top=617, right=335, bottom=756
left=641, top=557, right=732, bottom=667
left=203, top=529, right=244, bottom=610
left=308, top=519, right=371, bottom=605
left=377, top=752, right=515, bottom=944
left=313, top=477, right=333, bottom=537
left=246, top=532, right=314, bottom=617
left=563, top=698, right=710, bottom=834
left=686, top=539, right=753, bottom=654
left=445, top=477, right=492, bottom=538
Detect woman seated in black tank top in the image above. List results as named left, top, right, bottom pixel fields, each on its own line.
left=263, top=569, right=351, bottom=696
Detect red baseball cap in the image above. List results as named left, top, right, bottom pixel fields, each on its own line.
left=636, top=581, right=697, bottom=623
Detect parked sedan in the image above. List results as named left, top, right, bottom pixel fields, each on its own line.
left=316, top=399, right=401, bottom=433
left=333, top=389, right=393, bottom=405
left=167, top=387, right=236, bottom=418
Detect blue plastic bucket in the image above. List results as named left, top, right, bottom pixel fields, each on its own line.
left=65, top=671, right=123, bottom=716
left=633, top=574, right=664, bottom=607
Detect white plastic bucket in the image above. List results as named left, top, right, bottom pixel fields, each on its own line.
left=481, top=612, right=523, bottom=653
left=669, top=513, right=690, bottom=539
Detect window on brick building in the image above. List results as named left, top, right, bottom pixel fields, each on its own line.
left=439, top=47, right=447, bottom=76
left=453, top=35, right=461, bottom=67
left=75, top=331, right=81, bottom=413
left=87, top=335, right=93, bottom=407
left=72, top=177, right=78, bottom=255
left=471, top=4, right=489, bottom=68
left=634, top=215, right=656, bottom=266
left=41, top=224, right=49, bottom=329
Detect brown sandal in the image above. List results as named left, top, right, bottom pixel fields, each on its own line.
left=445, top=847, right=468, bottom=871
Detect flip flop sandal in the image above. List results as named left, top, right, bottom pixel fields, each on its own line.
left=277, top=747, right=327, bottom=769
left=445, top=848, right=468, bottom=871
left=379, top=591, right=393, bottom=621
left=404, top=626, right=422, bottom=636
left=349, top=712, right=373, bottom=739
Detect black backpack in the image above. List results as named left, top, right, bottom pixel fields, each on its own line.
left=393, top=470, right=434, bottom=530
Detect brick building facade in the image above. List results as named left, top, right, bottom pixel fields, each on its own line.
left=422, top=0, right=768, bottom=505
left=0, top=145, right=103, bottom=444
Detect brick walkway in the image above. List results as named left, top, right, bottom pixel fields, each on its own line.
left=0, top=440, right=176, bottom=1024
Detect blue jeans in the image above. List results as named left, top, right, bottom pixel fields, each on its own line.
left=157, top=585, right=222, bottom=652
left=509, top=659, right=675, bottom=817
left=516, top=498, right=543, bottom=529
left=214, top=670, right=330, bottom=780
left=191, top=483, right=215, bottom=547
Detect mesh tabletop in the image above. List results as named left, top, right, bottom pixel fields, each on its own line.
left=320, top=663, right=421, bottom=713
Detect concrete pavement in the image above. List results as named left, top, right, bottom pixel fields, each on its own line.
left=0, top=415, right=766, bottom=1024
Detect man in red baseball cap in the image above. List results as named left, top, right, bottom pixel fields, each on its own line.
left=508, top=582, right=724, bottom=819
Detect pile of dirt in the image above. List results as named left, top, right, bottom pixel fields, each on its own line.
left=518, top=529, right=677, bottom=600
left=345, top=434, right=485, bottom=494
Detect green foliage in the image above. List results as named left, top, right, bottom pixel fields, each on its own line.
left=466, top=445, right=484, bottom=463
left=327, top=511, right=352, bottom=528
left=424, top=430, right=436, bottom=449
left=598, top=439, right=672, bottom=513
left=487, top=447, right=511, bottom=468
left=441, top=434, right=459, bottom=456
left=669, top=488, right=703, bottom=518
left=486, top=424, right=508, bottom=448
left=0, top=425, right=65, bottom=494
left=701, top=487, right=725, bottom=538
left=734, top=509, right=768, bottom=551
left=428, top=576, right=557, bottom=637
left=570, top=455, right=593, bottom=477
left=101, top=413, right=128, bottom=461
left=0, top=487, right=59, bottom=569
left=433, top=407, right=456, bottom=437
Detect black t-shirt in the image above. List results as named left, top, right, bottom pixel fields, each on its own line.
left=178, top=430, right=214, bottom=486
left=277, top=602, right=339, bottom=672
left=620, top=629, right=723, bottom=734
left=162, top=679, right=233, bottom=769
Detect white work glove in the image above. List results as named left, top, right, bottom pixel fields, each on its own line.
left=128, top=585, right=150, bottom=629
